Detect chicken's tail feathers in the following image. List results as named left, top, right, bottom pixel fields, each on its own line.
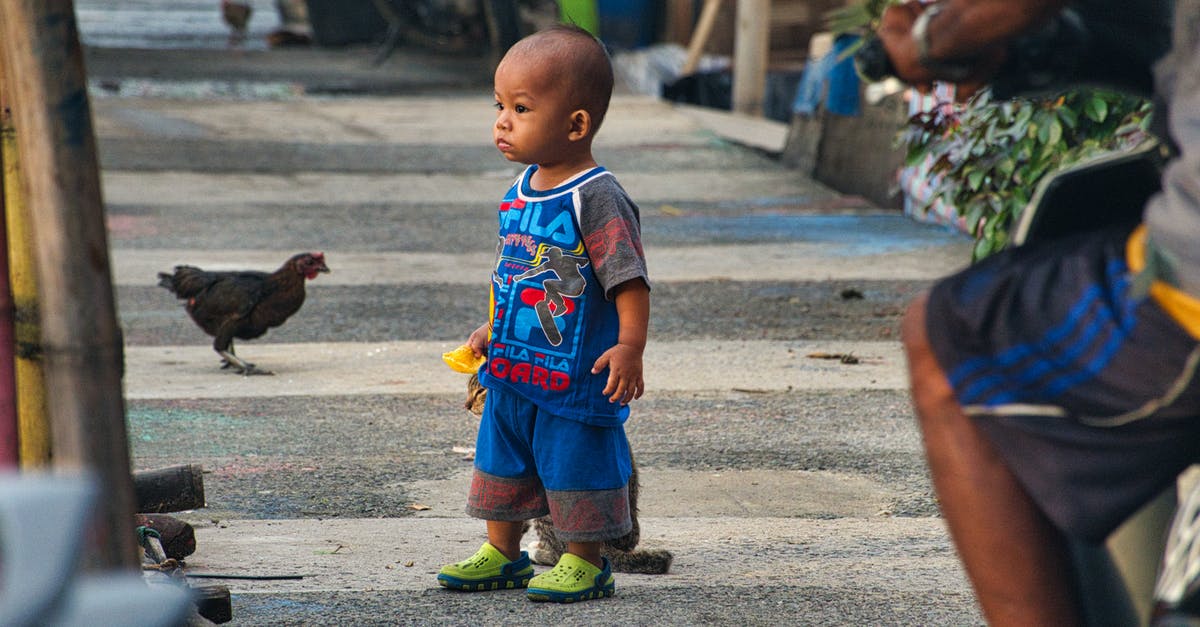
left=158, top=266, right=212, bottom=297
left=156, top=271, right=177, bottom=293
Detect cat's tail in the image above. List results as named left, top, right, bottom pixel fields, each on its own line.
left=607, top=548, right=674, bottom=575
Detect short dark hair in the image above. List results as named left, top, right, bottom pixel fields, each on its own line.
left=515, top=24, right=614, bottom=132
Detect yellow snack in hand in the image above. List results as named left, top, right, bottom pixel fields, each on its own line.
left=442, top=344, right=486, bottom=373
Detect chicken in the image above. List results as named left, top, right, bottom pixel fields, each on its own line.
left=221, top=0, right=253, bottom=47
left=157, top=252, right=330, bottom=375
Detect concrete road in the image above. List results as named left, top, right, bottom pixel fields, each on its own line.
left=79, top=14, right=982, bottom=624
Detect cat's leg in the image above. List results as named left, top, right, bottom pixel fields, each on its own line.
left=528, top=516, right=563, bottom=565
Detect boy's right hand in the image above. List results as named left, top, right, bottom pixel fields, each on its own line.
left=593, top=343, right=645, bottom=405
left=467, top=323, right=491, bottom=358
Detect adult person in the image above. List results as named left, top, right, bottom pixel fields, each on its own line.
left=875, top=0, right=1200, bottom=624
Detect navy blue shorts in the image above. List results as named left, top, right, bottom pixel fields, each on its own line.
left=926, top=226, right=1200, bottom=541
left=465, top=384, right=633, bottom=542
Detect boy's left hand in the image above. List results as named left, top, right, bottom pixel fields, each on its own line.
left=593, top=343, right=644, bottom=405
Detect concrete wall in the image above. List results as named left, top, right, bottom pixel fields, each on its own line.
left=781, top=93, right=908, bottom=210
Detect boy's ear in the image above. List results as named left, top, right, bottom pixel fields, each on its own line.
left=568, top=108, right=593, bottom=142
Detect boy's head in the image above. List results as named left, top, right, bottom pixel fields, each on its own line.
left=492, top=25, right=614, bottom=167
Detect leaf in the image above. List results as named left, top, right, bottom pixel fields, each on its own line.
left=1085, top=96, right=1109, bottom=123
left=997, top=158, right=1016, bottom=178
left=1014, top=103, right=1034, bottom=128
left=1036, top=116, right=1065, bottom=147
left=1040, top=140, right=1061, bottom=161
left=904, top=147, right=929, bottom=167
left=973, top=237, right=993, bottom=261
left=967, top=169, right=985, bottom=191
left=1015, top=138, right=1034, bottom=161
left=1046, top=118, right=1063, bottom=147
left=900, top=83, right=1152, bottom=266
left=1027, top=161, right=1051, bottom=183
left=825, top=4, right=872, bottom=35
left=982, top=214, right=998, bottom=239
left=964, top=203, right=986, bottom=233
left=1057, top=106, right=1078, bottom=130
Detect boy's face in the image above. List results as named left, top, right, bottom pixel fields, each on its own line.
left=492, top=55, right=578, bottom=167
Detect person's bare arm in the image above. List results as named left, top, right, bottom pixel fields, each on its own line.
left=878, top=0, right=1068, bottom=91
left=593, top=279, right=649, bottom=405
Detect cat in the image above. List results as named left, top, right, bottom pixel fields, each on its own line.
left=465, top=373, right=673, bottom=574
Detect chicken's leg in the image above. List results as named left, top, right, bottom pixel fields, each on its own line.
left=214, top=335, right=272, bottom=376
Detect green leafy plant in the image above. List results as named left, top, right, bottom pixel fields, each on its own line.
left=825, top=0, right=898, bottom=59
left=826, top=0, right=898, bottom=35
left=902, top=89, right=1153, bottom=260
left=826, top=0, right=1155, bottom=260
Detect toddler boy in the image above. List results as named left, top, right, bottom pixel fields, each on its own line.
left=436, top=24, right=651, bottom=604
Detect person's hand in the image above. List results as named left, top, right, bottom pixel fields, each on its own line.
left=877, top=1, right=1008, bottom=100
left=877, top=2, right=935, bottom=92
left=466, top=323, right=490, bottom=359
left=593, top=343, right=644, bottom=405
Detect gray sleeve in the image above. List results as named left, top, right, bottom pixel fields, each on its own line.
left=576, top=175, right=650, bottom=299
left=1144, top=7, right=1200, bottom=295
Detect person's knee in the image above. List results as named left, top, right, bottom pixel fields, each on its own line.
left=901, top=292, right=959, bottom=428
left=900, top=292, right=930, bottom=357
left=901, top=292, right=937, bottom=392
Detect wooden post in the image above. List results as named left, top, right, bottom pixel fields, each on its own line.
left=0, top=86, right=14, bottom=469
left=682, top=0, right=723, bottom=76
left=0, top=50, right=51, bottom=471
left=663, top=0, right=697, bottom=46
left=134, top=464, right=207, bottom=513
left=733, top=0, right=770, bottom=116
left=0, top=0, right=137, bottom=570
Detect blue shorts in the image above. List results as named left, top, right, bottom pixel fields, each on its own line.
left=466, top=384, right=633, bottom=542
left=926, top=226, right=1200, bottom=542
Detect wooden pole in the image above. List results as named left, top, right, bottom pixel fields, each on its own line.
left=134, top=464, right=207, bottom=513
left=682, top=0, right=723, bottom=76
left=663, top=0, right=698, bottom=46
left=0, top=0, right=137, bottom=569
left=0, top=88, right=15, bottom=469
left=733, top=0, right=770, bottom=116
left=0, top=51, right=51, bottom=470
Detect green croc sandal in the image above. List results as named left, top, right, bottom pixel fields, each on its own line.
left=526, top=553, right=614, bottom=603
left=437, top=542, right=534, bottom=591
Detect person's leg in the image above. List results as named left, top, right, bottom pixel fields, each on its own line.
left=527, top=539, right=614, bottom=603
left=902, top=292, right=1084, bottom=626
left=565, top=541, right=602, bottom=568
left=527, top=414, right=628, bottom=602
left=438, top=387, right=541, bottom=590
left=487, top=520, right=527, bottom=561
left=438, top=519, right=534, bottom=591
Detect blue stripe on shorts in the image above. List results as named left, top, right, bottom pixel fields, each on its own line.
left=948, top=258, right=1137, bottom=407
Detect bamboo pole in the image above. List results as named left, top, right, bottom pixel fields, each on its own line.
left=0, top=0, right=136, bottom=569
left=0, top=90, right=15, bottom=469
left=682, top=0, right=723, bottom=76
left=733, top=0, right=770, bottom=116
left=0, top=58, right=50, bottom=470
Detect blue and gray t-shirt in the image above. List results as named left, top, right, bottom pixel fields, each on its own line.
left=479, top=165, right=649, bottom=426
